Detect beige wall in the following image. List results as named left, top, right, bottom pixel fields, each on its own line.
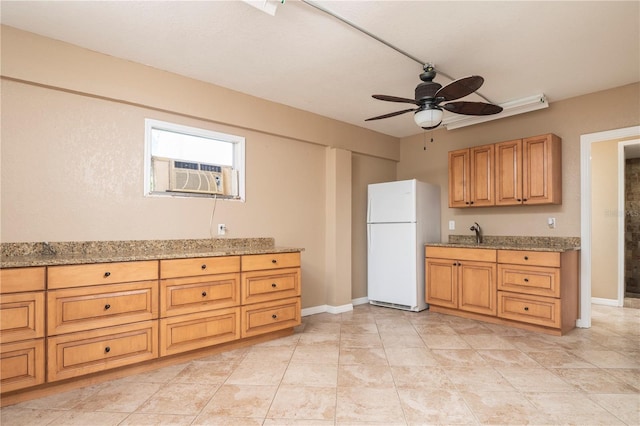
left=398, top=83, right=640, bottom=240
left=590, top=139, right=619, bottom=299
left=0, top=26, right=400, bottom=311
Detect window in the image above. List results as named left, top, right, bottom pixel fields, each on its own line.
left=144, top=119, right=245, bottom=200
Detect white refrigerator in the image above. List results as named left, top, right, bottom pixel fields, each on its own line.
left=367, top=179, right=440, bottom=311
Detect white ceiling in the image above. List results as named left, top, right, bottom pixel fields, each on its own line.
left=1, top=0, right=638, bottom=138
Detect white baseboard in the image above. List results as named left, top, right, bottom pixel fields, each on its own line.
left=351, top=297, right=369, bottom=306
left=302, top=299, right=365, bottom=317
left=591, top=297, right=621, bottom=307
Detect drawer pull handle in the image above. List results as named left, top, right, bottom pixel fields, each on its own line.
left=524, top=307, right=529, bottom=311
left=272, top=283, right=277, bottom=288
left=104, top=272, right=111, bottom=278
left=272, top=314, right=278, bottom=319
left=104, top=304, right=111, bottom=310
left=271, top=259, right=277, bottom=264
left=105, top=346, right=111, bottom=353
left=524, top=256, right=529, bottom=260
left=201, top=264, right=207, bottom=270
left=202, top=291, right=207, bottom=297
left=524, top=278, right=529, bottom=283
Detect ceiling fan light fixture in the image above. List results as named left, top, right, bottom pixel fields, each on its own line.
left=414, top=106, right=443, bottom=129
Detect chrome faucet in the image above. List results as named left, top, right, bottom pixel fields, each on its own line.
left=470, top=222, right=482, bottom=244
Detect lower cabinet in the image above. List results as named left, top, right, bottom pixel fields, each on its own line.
left=0, top=339, right=45, bottom=393
left=47, top=321, right=158, bottom=382
left=0, top=251, right=303, bottom=397
left=426, top=246, right=578, bottom=335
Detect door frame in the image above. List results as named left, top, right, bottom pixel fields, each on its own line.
left=580, top=125, right=640, bottom=327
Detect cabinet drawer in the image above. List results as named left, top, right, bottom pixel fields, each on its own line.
left=497, top=250, right=560, bottom=267
left=241, top=252, right=301, bottom=272
left=497, top=264, right=560, bottom=297
left=497, top=291, right=561, bottom=329
left=160, top=256, right=240, bottom=279
left=47, top=321, right=158, bottom=382
left=241, top=297, right=301, bottom=338
left=241, top=268, right=300, bottom=305
left=0, top=267, right=46, bottom=293
left=0, top=292, right=45, bottom=343
left=425, top=247, right=496, bottom=262
left=0, top=339, right=45, bottom=393
left=47, top=280, right=159, bottom=335
left=161, top=273, right=240, bottom=317
left=48, top=261, right=158, bottom=289
left=159, top=307, right=240, bottom=357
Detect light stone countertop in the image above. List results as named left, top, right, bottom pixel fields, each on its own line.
left=426, top=235, right=580, bottom=253
left=0, top=238, right=304, bottom=269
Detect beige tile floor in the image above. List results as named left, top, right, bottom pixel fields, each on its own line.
left=1, top=303, right=638, bottom=425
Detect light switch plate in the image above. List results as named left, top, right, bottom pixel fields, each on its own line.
left=448, top=220, right=455, bottom=230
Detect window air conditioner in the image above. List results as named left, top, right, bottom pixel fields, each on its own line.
left=169, top=160, right=226, bottom=195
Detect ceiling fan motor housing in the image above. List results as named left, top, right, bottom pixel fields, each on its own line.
left=415, top=82, right=441, bottom=103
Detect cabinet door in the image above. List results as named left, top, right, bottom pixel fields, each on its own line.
left=0, top=339, right=45, bottom=392
left=522, top=134, right=562, bottom=205
left=458, top=261, right=496, bottom=316
left=470, top=144, right=495, bottom=206
left=495, top=139, right=523, bottom=205
left=0, top=292, right=45, bottom=343
left=425, top=258, right=457, bottom=308
left=448, top=149, right=470, bottom=207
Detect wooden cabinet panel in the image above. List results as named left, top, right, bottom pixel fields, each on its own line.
left=0, top=267, right=45, bottom=293
left=498, top=264, right=560, bottom=298
left=458, top=261, right=497, bottom=316
left=425, top=259, right=457, bottom=309
left=241, top=252, right=301, bottom=272
left=426, top=247, right=497, bottom=263
left=48, top=261, right=158, bottom=289
left=241, top=268, right=300, bottom=305
left=523, top=134, right=562, bottom=205
left=159, top=307, right=240, bottom=356
left=0, top=292, right=45, bottom=343
left=470, top=144, right=495, bottom=206
left=47, top=280, right=158, bottom=335
left=495, top=139, right=523, bottom=205
left=47, top=321, right=158, bottom=382
left=161, top=273, right=240, bottom=317
left=160, top=256, right=240, bottom=279
left=0, top=339, right=45, bottom=392
left=241, top=297, right=301, bottom=338
left=497, top=291, right=561, bottom=328
left=497, top=250, right=560, bottom=267
left=448, top=149, right=470, bottom=207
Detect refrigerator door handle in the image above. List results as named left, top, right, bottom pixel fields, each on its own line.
left=367, top=224, right=371, bottom=253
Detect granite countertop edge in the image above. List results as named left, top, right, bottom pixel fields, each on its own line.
left=425, top=242, right=580, bottom=252
left=0, top=247, right=304, bottom=269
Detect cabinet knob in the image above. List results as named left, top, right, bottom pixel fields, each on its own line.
left=271, top=283, right=277, bottom=288
left=105, top=346, right=111, bottom=353
left=272, top=314, right=278, bottom=319
left=524, top=278, right=529, bottom=283
left=271, top=259, right=277, bottom=264
left=469, top=201, right=474, bottom=205
left=524, top=256, right=529, bottom=260
left=465, top=202, right=470, bottom=205
left=524, top=307, right=529, bottom=311
left=202, top=291, right=207, bottom=297
left=517, top=198, right=522, bottom=202
left=104, top=271, right=111, bottom=278
left=201, top=264, right=207, bottom=270
left=523, top=198, right=528, bottom=202
left=104, top=304, right=111, bottom=310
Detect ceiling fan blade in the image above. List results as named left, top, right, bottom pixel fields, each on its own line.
left=372, top=94, right=418, bottom=105
left=365, top=108, right=417, bottom=121
left=442, top=101, right=503, bottom=116
left=436, top=76, right=484, bottom=101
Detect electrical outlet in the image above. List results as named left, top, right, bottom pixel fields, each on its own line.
left=217, top=224, right=226, bottom=235
left=547, top=217, right=556, bottom=229
left=449, top=220, right=455, bottom=230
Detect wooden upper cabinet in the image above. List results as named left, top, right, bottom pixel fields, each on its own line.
left=523, top=134, right=562, bottom=205
left=448, top=144, right=494, bottom=208
left=495, top=134, right=561, bottom=206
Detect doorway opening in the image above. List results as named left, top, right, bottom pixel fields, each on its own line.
left=622, top=141, right=640, bottom=308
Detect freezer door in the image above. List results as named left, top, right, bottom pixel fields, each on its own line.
left=367, top=180, right=416, bottom=223
left=367, top=222, right=418, bottom=307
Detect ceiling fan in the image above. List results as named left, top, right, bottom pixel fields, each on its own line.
left=365, top=64, right=503, bottom=130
